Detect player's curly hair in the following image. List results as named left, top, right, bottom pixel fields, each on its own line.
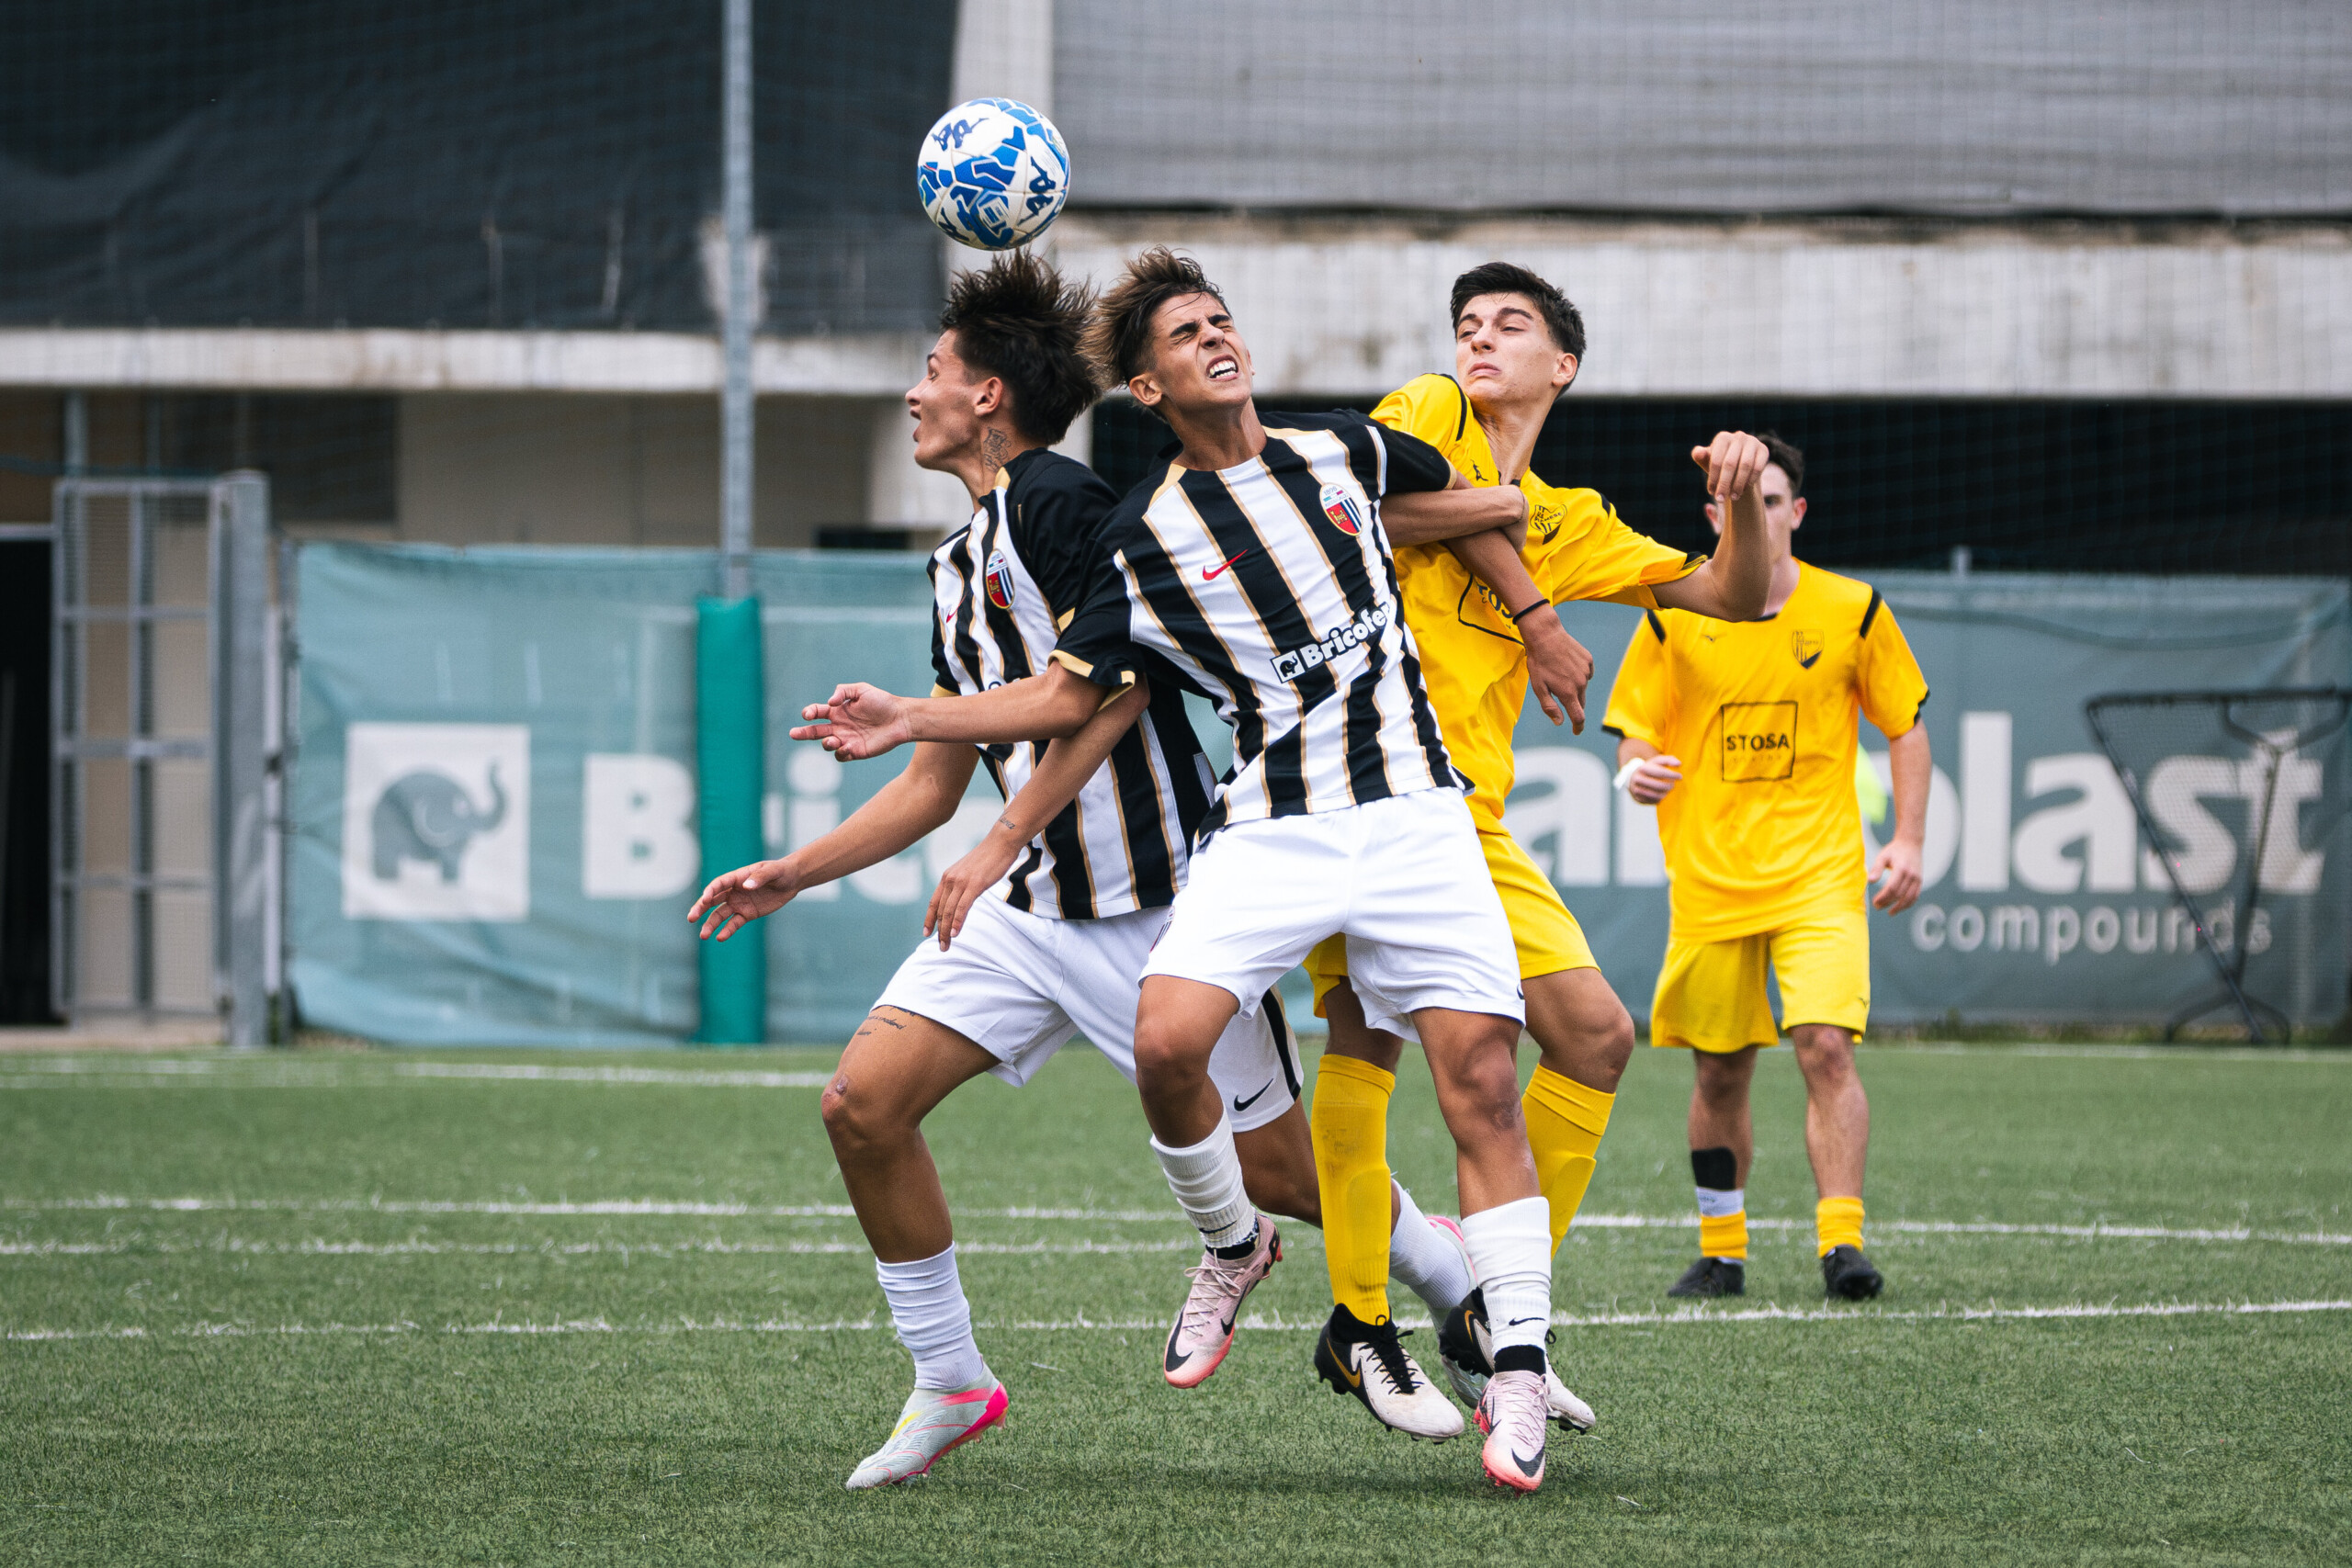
left=1084, top=246, right=1227, bottom=388
left=1754, top=431, right=1805, bottom=495
left=1450, top=261, right=1587, bottom=365
left=939, top=251, right=1102, bottom=445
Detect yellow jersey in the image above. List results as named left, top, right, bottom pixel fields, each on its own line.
left=1600, top=562, right=1930, bottom=942
left=1372, top=373, right=1702, bottom=829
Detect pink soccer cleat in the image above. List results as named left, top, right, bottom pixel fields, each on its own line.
left=1161, top=1217, right=1281, bottom=1388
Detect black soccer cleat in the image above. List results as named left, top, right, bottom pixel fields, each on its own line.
left=1821, top=1245, right=1884, bottom=1301
left=1667, top=1257, right=1746, bottom=1298
left=1436, top=1286, right=1494, bottom=1406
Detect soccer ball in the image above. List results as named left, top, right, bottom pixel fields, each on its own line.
left=916, top=97, right=1070, bottom=251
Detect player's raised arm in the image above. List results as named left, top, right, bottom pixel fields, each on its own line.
left=926, top=678, right=1153, bottom=947
left=1381, top=474, right=1529, bottom=551
left=688, top=739, right=979, bottom=941
left=1651, top=431, right=1775, bottom=621
left=790, top=663, right=1109, bottom=761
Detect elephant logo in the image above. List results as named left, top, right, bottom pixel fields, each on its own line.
left=342, top=723, right=530, bottom=921
left=372, top=764, right=509, bottom=883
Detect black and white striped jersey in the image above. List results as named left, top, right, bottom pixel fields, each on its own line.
left=1051, top=411, right=1462, bottom=838
left=929, top=448, right=1216, bottom=919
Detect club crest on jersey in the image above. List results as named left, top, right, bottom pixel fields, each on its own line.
left=1791, top=629, right=1824, bottom=669
left=1317, top=481, right=1367, bottom=536
left=985, top=549, right=1016, bottom=610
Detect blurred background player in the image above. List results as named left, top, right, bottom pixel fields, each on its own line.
left=1305, top=262, right=1776, bottom=1433
left=1601, top=434, right=1931, bottom=1301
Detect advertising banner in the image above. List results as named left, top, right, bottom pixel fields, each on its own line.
left=288, top=546, right=2348, bottom=1043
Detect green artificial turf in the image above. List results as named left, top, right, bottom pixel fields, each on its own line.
left=3, top=1042, right=2348, bottom=1565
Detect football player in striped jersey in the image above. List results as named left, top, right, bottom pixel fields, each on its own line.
left=690, top=253, right=1478, bottom=1486
left=795, top=250, right=1577, bottom=1491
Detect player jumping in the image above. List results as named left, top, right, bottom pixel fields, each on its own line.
left=1306, top=262, right=1776, bottom=1435
left=796, top=249, right=1570, bottom=1491
left=688, top=254, right=1476, bottom=1490
left=1600, top=434, right=1930, bottom=1301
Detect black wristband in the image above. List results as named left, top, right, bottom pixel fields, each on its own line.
left=1508, top=597, right=1552, bottom=623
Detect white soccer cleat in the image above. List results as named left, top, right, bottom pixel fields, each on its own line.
left=1313, top=1307, right=1465, bottom=1441
left=1547, top=1371, right=1596, bottom=1434
left=1437, top=1286, right=1596, bottom=1432
left=843, top=1377, right=1009, bottom=1490
left=1475, top=1369, right=1549, bottom=1493
left=1162, top=1216, right=1280, bottom=1389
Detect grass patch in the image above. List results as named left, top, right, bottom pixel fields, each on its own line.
left=3, top=1043, right=2348, bottom=1564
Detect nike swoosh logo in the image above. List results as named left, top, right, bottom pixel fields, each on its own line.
left=1511, top=1448, right=1543, bottom=1477
left=1507, top=1317, right=1545, bottom=1327
left=1336, top=1351, right=1363, bottom=1390
left=1233, top=1079, right=1274, bottom=1112
left=1203, top=549, right=1247, bottom=581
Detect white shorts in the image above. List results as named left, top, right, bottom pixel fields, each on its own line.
left=874, top=895, right=1302, bottom=1133
left=1143, top=788, right=1524, bottom=1042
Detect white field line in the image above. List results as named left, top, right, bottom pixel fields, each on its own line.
left=10, top=1298, right=2351, bottom=1344
left=0, top=1237, right=1193, bottom=1258
left=0, top=1060, right=831, bottom=1089
left=6, top=1196, right=2346, bottom=1246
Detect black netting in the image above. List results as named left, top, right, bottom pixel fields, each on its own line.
left=2087, top=689, right=2352, bottom=1037
left=0, top=0, right=953, bottom=333
left=1094, top=398, right=2352, bottom=577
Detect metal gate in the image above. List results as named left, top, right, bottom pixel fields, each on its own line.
left=51, top=474, right=277, bottom=1043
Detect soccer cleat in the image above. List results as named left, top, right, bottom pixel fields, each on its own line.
left=1475, top=1369, right=1549, bottom=1493
left=1162, top=1216, right=1280, bottom=1389
left=1436, top=1287, right=1595, bottom=1433
left=843, top=1377, right=1009, bottom=1490
left=1667, top=1257, right=1746, bottom=1298
left=1821, top=1244, right=1884, bottom=1301
left=1437, top=1285, right=1490, bottom=1406
left=1313, top=1306, right=1464, bottom=1441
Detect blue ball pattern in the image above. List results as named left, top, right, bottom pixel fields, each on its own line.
left=918, top=97, right=1070, bottom=251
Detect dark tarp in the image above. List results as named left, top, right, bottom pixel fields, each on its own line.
left=0, top=0, right=954, bottom=332
left=1057, top=0, right=2352, bottom=218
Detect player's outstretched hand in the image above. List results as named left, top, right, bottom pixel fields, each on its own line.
left=1522, top=616, right=1591, bottom=731
left=1690, top=432, right=1771, bottom=503
left=1625, top=754, right=1683, bottom=805
left=926, top=829, right=1024, bottom=950
left=789, top=683, right=912, bottom=761
left=1870, top=837, right=1925, bottom=913
left=688, top=859, right=800, bottom=942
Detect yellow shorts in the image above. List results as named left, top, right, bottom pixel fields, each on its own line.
left=1649, top=905, right=1870, bottom=1053
left=1307, top=823, right=1594, bottom=1017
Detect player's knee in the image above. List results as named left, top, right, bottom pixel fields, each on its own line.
left=1792, top=1027, right=1859, bottom=1083
left=1130, top=1018, right=1200, bottom=1092
left=1589, top=998, right=1636, bottom=1075
left=819, top=1075, right=905, bottom=1159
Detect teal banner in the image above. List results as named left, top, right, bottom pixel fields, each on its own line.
left=288, top=545, right=2350, bottom=1044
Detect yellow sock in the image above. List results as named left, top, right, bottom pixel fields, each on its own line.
left=1816, top=1196, right=1865, bottom=1257
left=1310, top=1054, right=1396, bottom=1323
left=1699, top=1211, right=1749, bottom=1260
left=1521, top=1065, right=1614, bottom=1257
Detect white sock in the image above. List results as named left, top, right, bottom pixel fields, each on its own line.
left=1462, top=1195, right=1553, bottom=1359
left=1386, top=1184, right=1474, bottom=1318
left=875, top=1245, right=990, bottom=1392
left=1150, top=1115, right=1257, bottom=1250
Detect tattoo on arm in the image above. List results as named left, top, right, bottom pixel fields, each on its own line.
left=995, top=813, right=1021, bottom=834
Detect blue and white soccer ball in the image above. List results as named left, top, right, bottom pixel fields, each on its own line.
left=917, top=97, right=1070, bottom=251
